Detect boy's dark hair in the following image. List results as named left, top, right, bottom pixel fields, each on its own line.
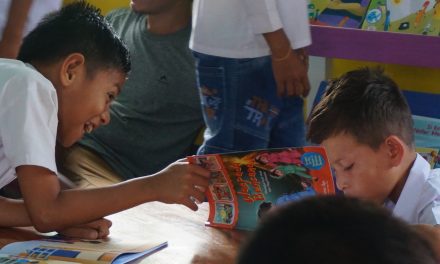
left=237, top=196, right=437, bottom=264
left=307, top=68, right=413, bottom=150
left=18, top=1, right=130, bottom=76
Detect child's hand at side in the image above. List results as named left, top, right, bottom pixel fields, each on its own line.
left=57, top=218, right=112, bottom=239
left=148, top=159, right=210, bottom=211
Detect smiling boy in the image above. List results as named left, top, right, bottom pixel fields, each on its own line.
left=0, top=1, right=209, bottom=239
left=307, top=67, right=440, bottom=224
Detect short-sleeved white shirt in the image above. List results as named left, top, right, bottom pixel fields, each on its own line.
left=384, top=154, right=440, bottom=224
left=189, top=0, right=311, bottom=58
left=0, top=59, right=58, bottom=189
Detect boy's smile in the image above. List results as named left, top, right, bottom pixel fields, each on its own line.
left=322, top=132, right=399, bottom=204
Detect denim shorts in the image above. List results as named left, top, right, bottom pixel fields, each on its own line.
left=193, top=51, right=305, bottom=154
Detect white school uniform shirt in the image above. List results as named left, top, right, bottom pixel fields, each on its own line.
left=384, top=154, right=440, bottom=224
left=190, top=0, right=311, bottom=58
left=0, top=59, right=58, bottom=189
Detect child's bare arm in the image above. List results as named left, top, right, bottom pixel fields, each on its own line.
left=16, top=160, right=210, bottom=232
left=0, top=196, right=112, bottom=239
left=0, top=0, right=33, bottom=58
left=263, top=29, right=310, bottom=97
left=0, top=196, right=31, bottom=226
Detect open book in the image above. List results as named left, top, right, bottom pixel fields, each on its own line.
left=188, top=146, right=335, bottom=230
left=0, top=237, right=167, bottom=263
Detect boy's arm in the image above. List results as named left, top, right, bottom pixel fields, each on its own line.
left=0, top=197, right=111, bottom=239
left=243, top=0, right=310, bottom=97
left=0, top=0, right=33, bottom=58
left=263, top=29, right=310, bottom=98
left=16, top=160, right=210, bottom=233
left=0, top=196, right=31, bottom=226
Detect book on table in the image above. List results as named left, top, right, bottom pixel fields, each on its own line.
left=0, top=236, right=167, bottom=263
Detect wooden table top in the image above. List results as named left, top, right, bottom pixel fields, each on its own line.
left=0, top=202, right=250, bottom=264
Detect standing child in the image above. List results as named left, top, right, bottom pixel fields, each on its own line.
left=190, top=0, right=311, bottom=154
left=307, top=67, right=440, bottom=224
left=0, top=1, right=210, bottom=239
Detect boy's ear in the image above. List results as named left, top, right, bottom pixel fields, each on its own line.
left=59, top=53, right=85, bottom=86
left=383, top=135, right=405, bottom=167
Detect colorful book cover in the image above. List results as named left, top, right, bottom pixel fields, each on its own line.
left=0, top=238, right=167, bottom=264
left=361, top=0, right=440, bottom=36
left=188, top=146, right=335, bottom=230
left=413, top=115, right=440, bottom=149
left=413, top=115, right=440, bottom=169
left=416, top=147, right=439, bottom=169
left=308, top=0, right=372, bottom=28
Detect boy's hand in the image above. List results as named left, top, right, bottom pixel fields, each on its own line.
left=271, top=49, right=310, bottom=98
left=57, top=218, right=112, bottom=239
left=151, top=159, right=211, bottom=211
left=263, top=29, right=310, bottom=98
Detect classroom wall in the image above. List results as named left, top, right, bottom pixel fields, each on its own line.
left=63, top=0, right=130, bottom=15
left=306, top=57, right=326, bottom=114
left=329, top=59, right=440, bottom=94
left=306, top=57, right=440, bottom=115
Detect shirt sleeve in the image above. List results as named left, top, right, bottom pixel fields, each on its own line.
left=243, top=0, right=283, bottom=34
left=419, top=201, right=440, bottom=225
left=0, top=74, right=58, bottom=174
left=420, top=170, right=440, bottom=224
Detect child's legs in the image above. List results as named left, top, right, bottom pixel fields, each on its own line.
left=194, top=53, right=300, bottom=154
left=57, top=144, right=122, bottom=188
left=269, top=96, right=306, bottom=148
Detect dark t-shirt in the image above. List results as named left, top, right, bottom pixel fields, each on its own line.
left=80, top=8, right=203, bottom=179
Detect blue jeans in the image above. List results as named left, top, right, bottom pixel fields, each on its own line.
left=193, top=52, right=305, bottom=154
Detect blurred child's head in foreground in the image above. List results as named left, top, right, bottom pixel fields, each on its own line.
left=237, top=195, right=437, bottom=264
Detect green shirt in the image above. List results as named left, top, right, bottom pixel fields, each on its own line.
left=80, top=8, right=203, bottom=179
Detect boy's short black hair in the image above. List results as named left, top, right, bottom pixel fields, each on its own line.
left=307, top=68, right=413, bottom=150
left=237, top=196, right=437, bottom=264
left=18, top=1, right=130, bottom=76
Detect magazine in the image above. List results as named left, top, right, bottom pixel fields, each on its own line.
left=188, top=146, right=335, bottom=230
left=308, top=0, right=371, bottom=28
left=361, top=0, right=440, bottom=36
left=0, top=237, right=167, bottom=264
